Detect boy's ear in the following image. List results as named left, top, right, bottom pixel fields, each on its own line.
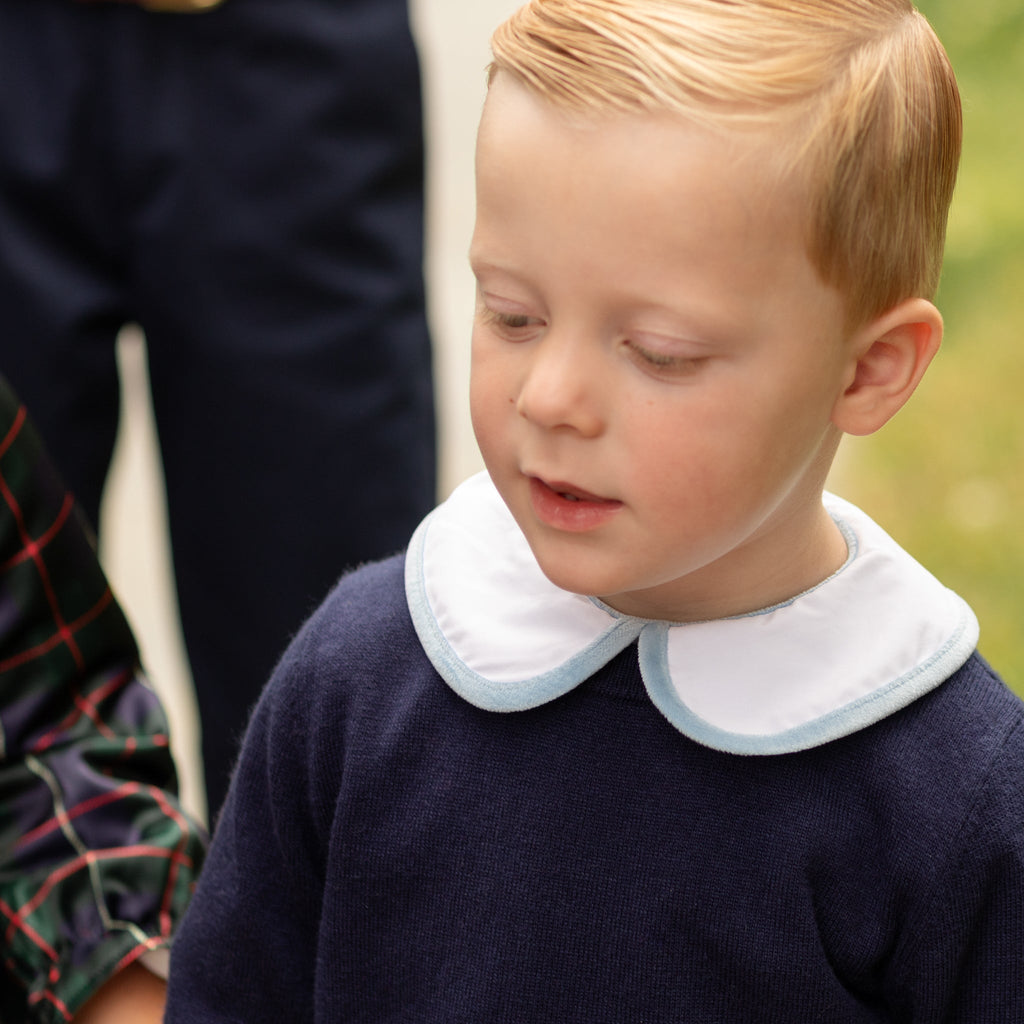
left=830, top=298, right=942, bottom=437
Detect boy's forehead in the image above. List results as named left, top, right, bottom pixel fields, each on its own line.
left=477, top=73, right=806, bottom=225
left=471, top=72, right=836, bottom=332
left=480, top=71, right=670, bottom=143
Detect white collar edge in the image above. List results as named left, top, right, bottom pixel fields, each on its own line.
left=638, top=606, right=978, bottom=755
left=404, top=477, right=980, bottom=754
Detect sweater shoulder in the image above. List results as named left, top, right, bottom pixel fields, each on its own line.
left=284, top=552, right=417, bottom=669
left=262, top=552, right=434, bottom=720
left=838, top=653, right=1024, bottom=873
left=905, top=653, right=1024, bottom=770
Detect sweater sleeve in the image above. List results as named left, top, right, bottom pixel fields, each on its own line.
left=0, top=379, right=207, bottom=1024
left=888, top=710, right=1024, bottom=1020
left=164, top=615, right=339, bottom=1023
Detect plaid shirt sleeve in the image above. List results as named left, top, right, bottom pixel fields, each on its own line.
left=0, top=378, right=207, bottom=1023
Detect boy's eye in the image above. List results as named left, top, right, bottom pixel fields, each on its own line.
left=625, top=338, right=707, bottom=376
left=478, top=306, right=542, bottom=335
left=494, top=312, right=533, bottom=329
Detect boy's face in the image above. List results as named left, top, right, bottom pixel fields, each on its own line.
left=470, top=74, right=856, bottom=622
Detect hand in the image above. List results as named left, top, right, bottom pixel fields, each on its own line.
left=73, top=962, right=167, bottom=1024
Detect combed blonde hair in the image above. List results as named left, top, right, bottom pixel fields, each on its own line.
left=489, top=0, right=962, bottom=329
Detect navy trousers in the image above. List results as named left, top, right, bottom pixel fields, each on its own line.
left=0, top=0, right=436, bottom=815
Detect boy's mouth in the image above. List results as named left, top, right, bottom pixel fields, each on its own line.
left=527, top=476, right=623, bottom=531
left=544, top=480, right=614, bottom=503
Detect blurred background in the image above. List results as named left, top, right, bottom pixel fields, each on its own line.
left=97, top=0, right=1024, bottom=823
left=835, top=0, right=1024, bottom=692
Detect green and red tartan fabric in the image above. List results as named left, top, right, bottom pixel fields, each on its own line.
left=0, top=378, right=206, bottom=1022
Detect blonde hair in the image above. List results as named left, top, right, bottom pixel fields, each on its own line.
left=489, top=0, right=962, bottom=329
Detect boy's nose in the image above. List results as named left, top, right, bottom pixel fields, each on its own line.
left=514, top=333, right=604, bottom=438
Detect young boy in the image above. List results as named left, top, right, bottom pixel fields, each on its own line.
left=165, top=1, right=1024, bottom=1020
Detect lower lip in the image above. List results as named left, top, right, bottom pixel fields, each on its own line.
left=528, top=477, right=623, bottom=532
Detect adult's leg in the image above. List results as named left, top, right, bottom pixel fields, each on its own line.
left=0, top=0, right=127, bottom=525
left=114, top=0, right=436, bottom=814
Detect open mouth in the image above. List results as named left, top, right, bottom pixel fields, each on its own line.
left=540, top=479, right=616, bottom=505
left=527, top=476, right=623, bottom=531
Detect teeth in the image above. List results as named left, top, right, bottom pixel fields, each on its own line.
left=560, top=492, right=580, bottom=502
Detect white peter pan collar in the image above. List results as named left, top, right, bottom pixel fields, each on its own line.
left=405, top=472, right=978, bottom=755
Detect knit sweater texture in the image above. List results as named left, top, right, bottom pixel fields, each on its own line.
left=165, top=551, right=1024, bottom=1022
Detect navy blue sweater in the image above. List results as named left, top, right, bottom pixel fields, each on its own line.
left=166, top=554, right=1024, bottom=1022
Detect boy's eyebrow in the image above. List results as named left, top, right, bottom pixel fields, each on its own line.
left=467, top=254, right=538, bottom=289
left=468, top=252, right=736, bottom=335
left=467, top=251, right=508, bottom=274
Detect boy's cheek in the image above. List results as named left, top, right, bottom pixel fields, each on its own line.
left=469, top=345, right=516, bottom=415
left=468, top=370, right=506, bottom=455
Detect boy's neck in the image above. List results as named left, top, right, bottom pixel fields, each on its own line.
left=598, top=501, right=851, bottom=623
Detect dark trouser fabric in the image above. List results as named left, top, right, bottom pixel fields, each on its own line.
left=0, top=0, right=437, bottom=817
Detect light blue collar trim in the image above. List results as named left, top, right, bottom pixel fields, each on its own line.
left=405, top=473, right=979, bottom=755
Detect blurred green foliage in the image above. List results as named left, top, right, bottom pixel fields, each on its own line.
left=830, top=1, right=1024, bottom=692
